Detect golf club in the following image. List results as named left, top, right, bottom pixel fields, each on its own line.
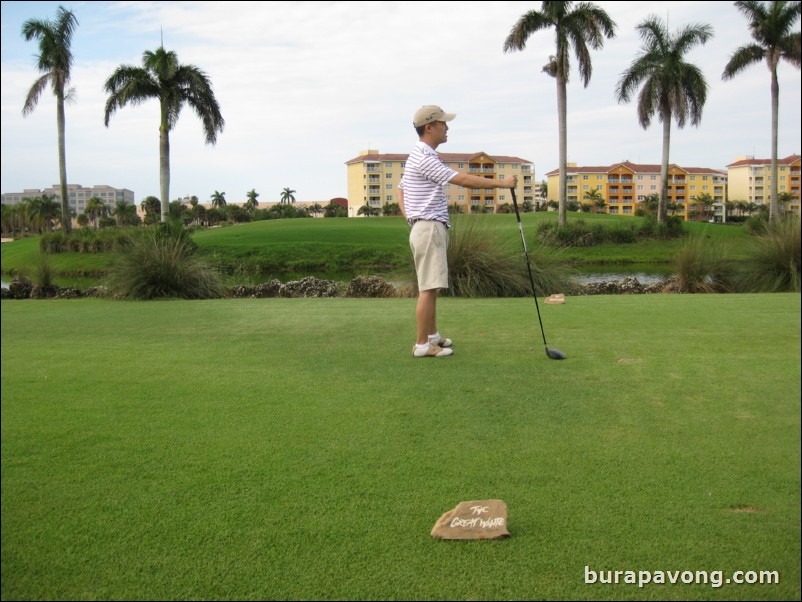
left=510, top=188, right=567, bottom=360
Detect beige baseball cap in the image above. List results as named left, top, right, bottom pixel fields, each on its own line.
left=413, top=105, right=456, bottom=128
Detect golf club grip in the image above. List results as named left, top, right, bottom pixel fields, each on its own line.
left=510, top=188, right=522, bottom=223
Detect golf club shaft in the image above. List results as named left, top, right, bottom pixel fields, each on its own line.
left=510, top=189, right=550, bottom=348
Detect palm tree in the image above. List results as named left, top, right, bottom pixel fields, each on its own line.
left=616, top=16, right=713, bottom=223
left=280, top=188, right=296, bottom=204
left=504, top=1, right=616, bottom=228
left=114, top=199, right=139, bottom=226
left=357, top=202, right=379, bottom=217
left=583, top=188, right=606, bottom=213
left=692, top=192, right=716, bottom=221
left=140, top=195, right=161, bottom=225
left=21, top=5, right=79, bottom=234
left=104, top=46, right=224, bottom=223
left=84, top=196, right=108, bottom=230
left=723, top=1, right=801, bottom=225
left=244, top=189, right=260, bottom=212
left=210, top=190, right=227, bottom=209
left=29, top=194, right=61, bottom=232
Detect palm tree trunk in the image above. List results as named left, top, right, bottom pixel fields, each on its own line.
left=659, top=110, right=671, bottom=223
left=56, top=96, right=71, bottom=233
left=557, top=74, right=568, bottom=228
left=769, top=64, right=779, bottom=226
left=160, top=129, right=170, bottom=223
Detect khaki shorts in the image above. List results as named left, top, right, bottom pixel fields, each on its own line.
left=409, top=220, right=449, bottom=291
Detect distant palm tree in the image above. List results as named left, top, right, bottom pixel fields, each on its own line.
left=244, top=189, right=260, bottom=212
left=104, top=46, right=224, bottom=223
left=210, top=190, right=227, bottom=209
left=280, top=188, right=296, bottom=204
left=140, top=195, right=161, bottom=225
left=692, top=192, right=716, bottom=221
left=357, top=203, right=379, bottom=217
left=29, top=194, right=61, bottom=232
left=21, top=5, right=78, bottom=234
left=583, top=188, right=606, bottom=213
left=84, top=196, right=108, bottom=230
left=504, top=1, right=616, bottom=228
left=114, top=199, right=139, bottom=226
left=723, top=0, right=801, bottom=225
left=616, top=16, right=713, bottom=223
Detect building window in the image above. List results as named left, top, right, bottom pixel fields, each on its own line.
left=385, top=173, right=392, bottom=179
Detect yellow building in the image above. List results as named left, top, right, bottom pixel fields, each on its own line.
left=345, top=149, right=534, bottom=216
left=725, top=154, right=801, bottom=216
left=546, top=162, right=728, bottom=221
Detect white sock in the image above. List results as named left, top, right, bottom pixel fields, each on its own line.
left=416, top=343, right=430, bottom=351
left=428, top=332, right=440, bottom=342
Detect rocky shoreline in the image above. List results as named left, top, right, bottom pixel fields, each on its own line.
left=2, top=275, right=673, bottom=300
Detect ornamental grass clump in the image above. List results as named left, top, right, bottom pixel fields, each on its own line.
left=445, top=215, right=576, bottom=298
left=664, top=234, right=733, bottom=293
left=734, top=216, right=801, bottom=293
left=105, top=226, right=225, bottom=300
left=444, top=215, right=527, bottom=297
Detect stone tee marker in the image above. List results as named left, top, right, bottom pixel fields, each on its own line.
left=431, top=499, right=510, bottom=540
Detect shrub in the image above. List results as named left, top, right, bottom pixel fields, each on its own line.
left=445, top=215, right=530, bottom=297
left=34, top=253, right=55, bottom=288
left=436, top=216, right=577, bottom=298
left=663, top=234, right=732, bottom=293
left=733, top=216, right=801, bottom=292
left=537, top=220, right=602, bottom=247
left=104, top=228, right=225, bottom=300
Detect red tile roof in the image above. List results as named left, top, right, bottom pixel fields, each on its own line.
left=725, top=154, right=801, bottom=168
left=546, top=161, right=726, bottom=176
left=345, top=151, right=532, bottom=165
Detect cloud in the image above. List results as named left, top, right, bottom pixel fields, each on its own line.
left=2, top=1, right=800, bottom=203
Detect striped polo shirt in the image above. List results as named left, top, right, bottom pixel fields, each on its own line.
left=398, top=141, right=457, bottom=227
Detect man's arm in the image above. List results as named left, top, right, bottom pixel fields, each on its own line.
left=396, top=186, right=406, bottom=218
left=449, top=173, right=517, bottom=190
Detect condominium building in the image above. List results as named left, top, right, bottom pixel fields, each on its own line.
left=345, top=149, right=535, bottom=216
left=545, top=162, right=728, bottom=221
left=1, top=184, right=135, bottom=215
left=726, top=154, right=801, bottom=215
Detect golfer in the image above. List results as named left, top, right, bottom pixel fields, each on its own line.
left=398, top=105, right=517, bottom=358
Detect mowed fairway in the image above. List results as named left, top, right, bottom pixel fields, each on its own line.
left=1, top=294, right=800, bottom=600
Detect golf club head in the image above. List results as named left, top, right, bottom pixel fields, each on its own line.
left=546, top=347, right=567, bottom=360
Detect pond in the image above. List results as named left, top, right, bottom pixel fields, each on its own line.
left=2, top=264, right=674, bottom=291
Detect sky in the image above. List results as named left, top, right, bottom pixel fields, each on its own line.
left=1, top=1, right=800, bottom=205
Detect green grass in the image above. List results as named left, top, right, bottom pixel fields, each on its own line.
left=1, top=215, right=754, bottom=281
left=2, top=294, right=799, bottom=600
